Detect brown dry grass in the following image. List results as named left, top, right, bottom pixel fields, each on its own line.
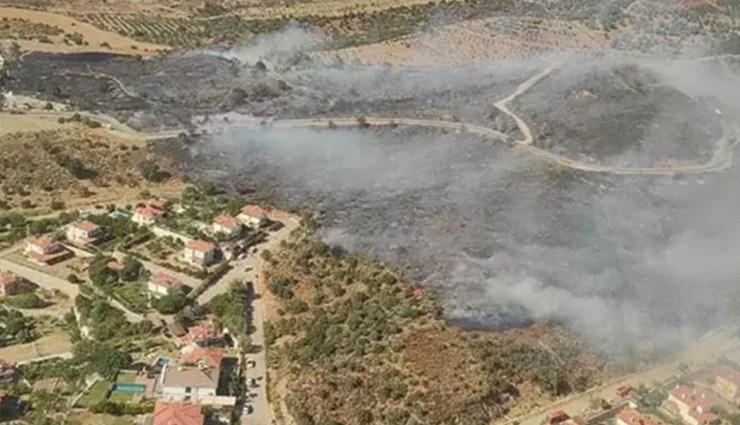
left=0, top=6, right=167, bottom=55
left=0, top=330, right=70, bottom=363
left=319, top=16, right=610, bottom=66
left=0, top=126, right=185, bottom=214
left=0, top=0, right=438, bottom=19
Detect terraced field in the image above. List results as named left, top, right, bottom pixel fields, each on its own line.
left=80, top=13, right=286, bottom=48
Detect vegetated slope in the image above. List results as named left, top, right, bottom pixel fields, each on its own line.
left=513, top=61, right=723, bottom=167
left=262, top=227, right=610, bottom=425
left=0, top=127, right=181, bottom=212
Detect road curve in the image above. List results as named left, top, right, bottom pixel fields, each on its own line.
left=15, top=63, right=738, bottom=176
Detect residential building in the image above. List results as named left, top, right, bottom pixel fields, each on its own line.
left=182, top=240, right=217, bottom=268
left=180, top=347, right=224, bottom=369
left=237, top=205, right=267, bottom=227
left=663, top=385, right=717, bottom=425
left=714, top=364, right=740, bottom=403
left=107, top=260, right=124, bottom=273
left=617, top=410, right=660, bottom=425
left=151, top=401, right=203, bottom=425
left=0, top=361, right=18, bottom=383
left=0, top=271, right=19, bottom=297
left=66, top=220, right=104, bottom=245
left=179, top=319, right=223, bottom=347
left=148, top=272, right=184, bottom=298
left=132, top=205, right=164, bottom=226
left=24, top=236, right=69, bottom=265
left=159, top=366, right=219, bottom=403
left=143, top=199, right=169, bottom=211
left=211, top=215, right=242, bottom=239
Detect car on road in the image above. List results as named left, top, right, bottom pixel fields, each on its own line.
left=248, top=378, right=258, bottom=388
left=246, top=359, right=256, bottom=368
left=243, top=404, right=253, bottom=415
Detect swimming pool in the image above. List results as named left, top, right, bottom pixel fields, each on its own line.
left=112, top=383, right=145, bottom=394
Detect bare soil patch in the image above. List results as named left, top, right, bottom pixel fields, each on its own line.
left=0, top=330, right=70, bottom=363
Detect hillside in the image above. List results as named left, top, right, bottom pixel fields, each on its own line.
left=261, top=227, right=612, bottom=425
left=0, top=125, right=182, bottom=212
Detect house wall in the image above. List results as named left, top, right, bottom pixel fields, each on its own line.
left=147, top=282, right=170, bottom=298
left=132, top=214, right=155, bottom=226
left=237, top=214, right=263, bottom=227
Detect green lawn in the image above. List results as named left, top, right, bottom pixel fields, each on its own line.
left=112, top=283, right=150, bottom=314
left=77, top=380, right=111, bottom=407
left=108, top=391, right=134, bottom=403
left=115, top=371, right=138, bottom=384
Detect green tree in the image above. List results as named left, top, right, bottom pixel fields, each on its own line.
left=152, top=291, right=188, bottom=314
left=120, top=255, right=144, bottom=282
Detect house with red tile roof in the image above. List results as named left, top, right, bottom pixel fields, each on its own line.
left=148, top=272, right=184, bottom=298
left=714, top=364, right=740, bottom=403
left=24, top=236, right=70, bottom=265
left=132, top=205, right=164, bottom=226
left=182, top=240, right=217, bottom=268
left=663, top=385, right=717, bottom=425
left=66, top=220, right=104, bottom=246
left=0, top=361, right=18, bottom=383
left=237, top=205, right=268, bottom=227
left=211, top=215, right=242, bottom=239
left=180, top=347, right=224, bottom=369
left=152, top=402, right=203, bottom=425
left=178, top=319, right=224, bottom=347
left=617, top=410, right=661, bottom=425
left=0, top=271, right=19, bottom=297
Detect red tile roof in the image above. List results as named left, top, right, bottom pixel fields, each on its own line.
left=27, top=236, right=59, bottom=249
left=107, top=260, right=124, bottom=272
left=151, top=272, right=182, bottom=289
left=670, top=385, right=712, bottom=409
left=716, top=364, right=740, bottom=386
left=181, top=347, right=224, bottom=369
left=134, top=205, right=164, bottom=219
left=0, top=271, right=18, bottom=286
left=186, top=322, right=220, bottom=343
left=152, top=402, right=203, bottom=425
left=240, top=205, right=267, bottom=219
left=213, top=215, right=241, bottom=229
left=617, top=410, right=659, bottom=425
left=75, top=220, right=100, bottom=232
left=144, top=199, right=168, bottom=210
left=186, top=240, right=216, bottom=252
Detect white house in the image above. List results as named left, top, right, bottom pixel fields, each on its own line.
left=132, top=205, right=164, bottom=226
left=148, top=272, right=183, bottom=298
left=183, top=240, right=217, bottom=268
left=158, top=348, right=223, bottom=403
left=211, top=215, right=242, bottom=239
left=66, top=220, right=104, bottom=245
left=24, top=236, right=69, bottom=265
left=236, top=205, right=267, bottom=228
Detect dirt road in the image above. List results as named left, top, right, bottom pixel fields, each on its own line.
left=11, top=60, right=737, bottom=176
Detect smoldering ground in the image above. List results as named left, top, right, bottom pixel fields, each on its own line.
left=184, top=63, right=740, bottom=358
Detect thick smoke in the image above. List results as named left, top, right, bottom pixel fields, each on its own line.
left=221, top=25, right=323, bottom=68
left=191, top=45, right=740, bottom=356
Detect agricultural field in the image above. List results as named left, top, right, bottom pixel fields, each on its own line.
left=0, top=6, right=166, bottom=55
